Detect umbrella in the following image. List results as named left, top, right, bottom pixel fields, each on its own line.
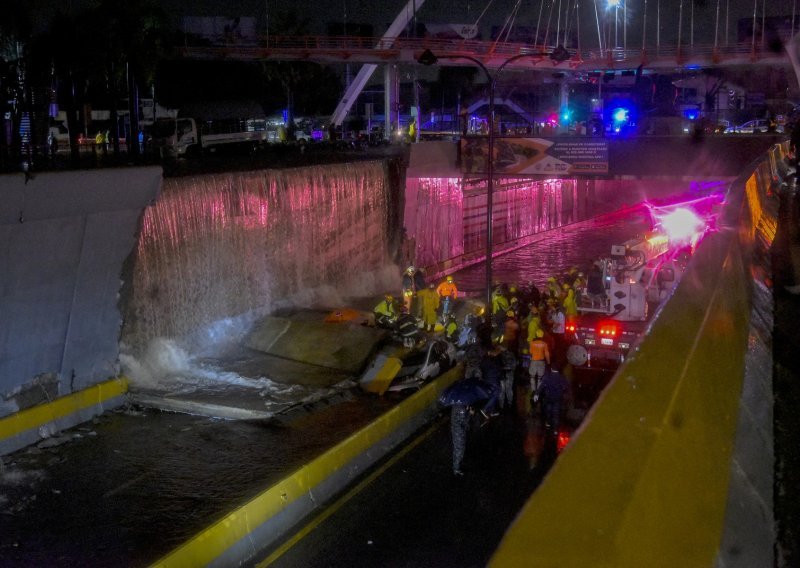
left=439, top=378, right=494, bottom=407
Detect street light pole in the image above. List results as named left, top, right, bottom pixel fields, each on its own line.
left=417, top=49, right=546, bottom=307
left=486, top=77, right=496, bottom=308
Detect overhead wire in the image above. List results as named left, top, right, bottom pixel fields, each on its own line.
left=492, top=0, right=522, bottom=48
left=543, top=0, right=555, bottom=48
left=473, top=0, right=498, bottom=27
left=556, top=0, right=563, bottom=46
left=563, top=0, right=577, bottom=47
left=505, top=0, right=523, bottom=43
left=536, top=0, right=546, bottom=48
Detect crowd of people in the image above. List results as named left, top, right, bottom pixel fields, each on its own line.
left=373, top=263, right=601, bottom=476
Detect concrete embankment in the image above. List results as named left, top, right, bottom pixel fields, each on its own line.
left=0, top=167, right=162, bottom=446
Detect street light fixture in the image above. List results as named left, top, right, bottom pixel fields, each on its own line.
left=417, top=48, right=551, bottom=308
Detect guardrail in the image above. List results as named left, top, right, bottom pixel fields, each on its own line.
left=489, top=143, right=786, bottom=566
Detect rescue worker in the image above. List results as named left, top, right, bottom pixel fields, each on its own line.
left=573, top=272, right=586, bottom=307
left=502, top=310, right=521, bottom=354
left=444, top=313, right=459, bottom=343
left=459, top=304, right=485, bottom=347
left=491, top=284, right=510, bottom=315
left=479, top=344, right=504, bottom=418
left=526, top=280, right=541, bottom=308
left=401, top=265, right=426, bottom=315
left=451, top=404, right=469, bottom=475
left=533, top=365, right=570, bottom=432
left=587, top=263, right=606, bottom=305
left=551, top=305, right=567, bottom=368
left=436, top=275, right=459, bottom=321
left=528, top=329, right=550, bottom=391
left=417, top=282, right=440, bottom=332
left=526, top=306, right=544, bottom=343
left=464, top=341, right=484, bottom=379
left=498, top=345, right=517, bottom=411
left=373, top=294, right=397, bottom=328
left=491, top=285, right=510, bottom=333
left=564, top=266, right=579, bottom=286
left=396, top=306, right=421, bottom=348
left=562, top=283, right=578, bottom=318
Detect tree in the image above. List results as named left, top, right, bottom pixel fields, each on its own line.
left=45, top=0, right=169, bottom=162
left=260, top=10, right=316, bottom=134
left=0, top=0, right=32, bottom=167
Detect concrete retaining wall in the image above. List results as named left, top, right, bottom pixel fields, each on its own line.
left=0, top=168, right=162, bottom=420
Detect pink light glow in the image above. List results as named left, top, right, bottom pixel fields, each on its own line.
left=656, top=207, right=706, bottom=246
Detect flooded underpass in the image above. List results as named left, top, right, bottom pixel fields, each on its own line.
left=0, top=194, right=680, bottom=565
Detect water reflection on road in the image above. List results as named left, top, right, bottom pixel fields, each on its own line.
left=453, top=206, right=652, bottom=295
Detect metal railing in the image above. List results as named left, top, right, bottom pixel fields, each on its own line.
left=178, top=34, right=789, bottom=69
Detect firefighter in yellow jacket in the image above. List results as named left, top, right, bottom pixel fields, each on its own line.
left=417, top=283, right=441, bottom=332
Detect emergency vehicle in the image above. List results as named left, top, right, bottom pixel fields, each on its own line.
left=566, top=231, right=692, bottom=369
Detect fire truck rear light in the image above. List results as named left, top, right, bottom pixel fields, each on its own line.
left=557, top=429, right=571, bottom=452
left=598, top=321, right=620, bottom=337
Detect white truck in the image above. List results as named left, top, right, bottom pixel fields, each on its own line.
left=566, top=232, right=691, bottom=369
left=150, top=101, right=268, bottom=157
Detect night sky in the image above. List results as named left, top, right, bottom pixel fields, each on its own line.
left=30, top=0, right=797, bottom=47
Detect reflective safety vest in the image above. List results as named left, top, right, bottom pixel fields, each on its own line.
left=529, top=339, right=550, bottom=362
left=563, top=289, right=578, bottom=317
left=492, top=292, right=510, bottom=314
left=436, top=281, right=458, bottom=299
left=374, top=299, right=396, bottom=318
left=526, top=315, right=543, bottom=342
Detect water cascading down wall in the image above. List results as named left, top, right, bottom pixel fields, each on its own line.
left=121, top=161, right=396, bottom=355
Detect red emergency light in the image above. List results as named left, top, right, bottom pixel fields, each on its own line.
left=565, top=321, right=577, bottom=333
left=557, top=429, right=571, bottom=452
left=597, top=321, right=620, bottom=338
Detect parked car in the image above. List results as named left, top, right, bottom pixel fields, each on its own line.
left=724, top=119, right=784, bottom=134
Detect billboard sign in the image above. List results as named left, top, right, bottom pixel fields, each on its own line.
left=461, top=137, right=609, bottom=175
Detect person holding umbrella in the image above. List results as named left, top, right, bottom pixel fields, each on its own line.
left=439, top=377, right=493, bottom=476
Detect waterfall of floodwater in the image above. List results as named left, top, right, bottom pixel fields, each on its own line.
left=119, top=161, right=396, bottom=399
left=409, top=177, right=577, bottom=268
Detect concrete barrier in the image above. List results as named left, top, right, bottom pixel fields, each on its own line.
left=490, top=144, right=785, bottom=567
left=0, top=377, right=129, bottom=455
left=150, top=365, right=463, bottom=568
left=245, top=316, right=387, bottom=374
left=0, top=167, right=162, bottom=421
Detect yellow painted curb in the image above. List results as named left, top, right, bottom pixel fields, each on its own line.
left=151, top=366, right=462, bottom=568
left=0, top=377, right=128, bottom=442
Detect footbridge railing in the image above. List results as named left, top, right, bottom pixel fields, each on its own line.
left=176, top=35, right=789, bottom=70
left=490, top=142, right=787, bottom=566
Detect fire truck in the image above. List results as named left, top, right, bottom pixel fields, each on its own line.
left=566, top=231, right=691, bottom=369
